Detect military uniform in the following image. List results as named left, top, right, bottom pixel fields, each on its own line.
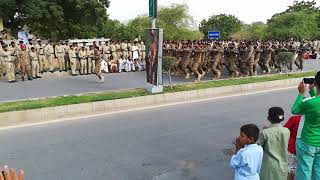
left=64, top=43, right=70, bottom=71
left=94, top=49, right=104, bottom=83
left=115, top=43, right=122, bottom=61
left=295, top=46, right=306, bottom=71
left=8, top=44, right=20, bottom=74
left=210, top=45, right=223, bottom=79
left=121, top=42, right=128, bottom=60
left=102, top=42, right=111, bottom=62
left=192, top=46, right=203, bottom=81
left=18, top=49, right=32, bottom=81
left=224, top=45, right=239, bottom=78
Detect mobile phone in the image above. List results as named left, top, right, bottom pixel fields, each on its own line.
left=303, top=78, right=315, bottom=84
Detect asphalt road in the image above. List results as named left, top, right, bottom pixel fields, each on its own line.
left=0, top=60, right=319, bottom=102
left=0, top=88, right=300, bottom=180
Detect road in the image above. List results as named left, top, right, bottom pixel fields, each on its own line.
left=0, top=59, right=319, bottom=102
left=0, top=88, right=300, bottom=180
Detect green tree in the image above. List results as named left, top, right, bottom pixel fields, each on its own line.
left=199, top=14, right=242, bottom=39
left=265, top=11, right=319, bottom=40
left=125, top=4, right=203, bottom=41
left=0, top=0, right=110, bottom=39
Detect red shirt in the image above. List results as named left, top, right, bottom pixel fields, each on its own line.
left=284, top=115, right=301, bottom=154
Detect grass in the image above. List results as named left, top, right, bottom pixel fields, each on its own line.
left=0, top=71, right=316, bottom=113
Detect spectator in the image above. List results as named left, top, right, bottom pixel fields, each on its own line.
left=230, top=124, right=263, bottom=180
left=291, top=72, right=320, bottom=180
left=127, top=58, right=135, bottom=72
left=0, top=165, right=24, bottom=180
left=257, top=107, right=290, bottom=180
left=118, top=55, right=128, bottom=73
left=100, top=58, right=109, bottom=73
left=284, top=115, right=302, bottom=180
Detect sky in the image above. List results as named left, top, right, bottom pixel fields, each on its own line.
left=108, top=0, right=320, bottom=24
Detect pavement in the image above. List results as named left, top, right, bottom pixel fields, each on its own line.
left=0, top=88, right=299, bottom=180
left=0, top=60, right=319, bottom=102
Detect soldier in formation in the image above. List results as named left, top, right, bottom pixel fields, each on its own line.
left=163, top=40, right=312, bottom=81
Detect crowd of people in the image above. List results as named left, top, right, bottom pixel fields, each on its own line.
left=230, top=71, right=320, bottom=180
left=164, top=40, right=319, bottom=81
left=0, top=38, right=146, bottom=83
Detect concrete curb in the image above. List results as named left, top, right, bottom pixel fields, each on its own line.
left=0, top=78, right=304, bottom=127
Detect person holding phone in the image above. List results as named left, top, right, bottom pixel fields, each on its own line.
left=292, top=71, right=320, bottom=180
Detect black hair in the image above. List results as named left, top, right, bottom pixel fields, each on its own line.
left=240, top=124, right=260, bottom=142
left=315, top=71, right=320, bottom=88
left=268, top=107, right=285, bottom=123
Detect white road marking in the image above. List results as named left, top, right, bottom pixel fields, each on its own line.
left=0, top=86, right=296, bottom=131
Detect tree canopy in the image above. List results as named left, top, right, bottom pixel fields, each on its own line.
left=199, top=14, right=242, bottom=39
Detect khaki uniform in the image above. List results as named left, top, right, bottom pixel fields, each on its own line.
left=210, top=46, right=223, bottom=79
left=141, top=43, right=146, bottom=60
left=121, top=43, right=128, bottom=59
left=68, top=49, right=78, bottom=75
left=0, top=46, right=6, bottom=77
left=2, top=50, right=15, bottom=81
left=78, top=50, right=87, bottom=75
left=45, top=44, right=55, bottom=71
left=36, top=44, right=47, bottom=72
left=127, top=43, right=132, bottom=59
left=192, top=49, right=203, bottom=81
left=246, top=45, right=255, bottom=76
left=29, top=51, right=39, bottom=78
left=260, top=46, right=272, bottom=73
left=8, top=45, right=20, bottom=73
left=55, top=44, right=65, bottom=71
left=116, top=43, right=122, bottom=61
left=102, top=44, right=111, bottom=62
left=110, top=44, right=117, bottom=61
left=87, top=49, right=95, bottom=74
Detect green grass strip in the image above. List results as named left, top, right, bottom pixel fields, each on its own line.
left=0, top=71, right=316, bottom=113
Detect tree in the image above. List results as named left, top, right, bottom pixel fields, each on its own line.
left=124, top=4, right=203, bottom=41
left=265, top=11, right=319, bottom=40
left=0, top=0, right=110, bottom=39
left=199, top=14, right=242, bottom=39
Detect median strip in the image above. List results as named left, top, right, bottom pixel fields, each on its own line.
left=0, top=71, right=315, bottom=113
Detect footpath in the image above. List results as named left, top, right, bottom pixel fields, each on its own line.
left=0, top=71, right=315, bottom=128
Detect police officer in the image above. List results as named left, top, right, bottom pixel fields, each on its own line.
left=2, top=44, right=17, bottom=83
left=29, top=47, right=41, bottom=79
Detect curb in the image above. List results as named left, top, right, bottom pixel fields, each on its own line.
left=0, top=77, right=304, bottom=127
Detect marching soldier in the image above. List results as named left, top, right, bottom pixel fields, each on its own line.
left=29, top=47, right=41, bottom=79
left=94, top=46, right=104, bottom=83
left=192, top=44, right=203, bottom=82
left=55, top=41, right=65, bottom=72
left=224, top=43, right=239, bottom=78
left=246, top=41, right=255, bottom=76
left=45, top=40, right=55, bottom=73
left=210, top=42, right=223, bottom=79
left=295, top=44, right=307, bottom=71
left=2, top=44, right=17, bottom=83
left=260, top=43, right=273, bottom=74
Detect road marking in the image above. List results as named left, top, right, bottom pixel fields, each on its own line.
left=0, top=86, right=296, bottom=131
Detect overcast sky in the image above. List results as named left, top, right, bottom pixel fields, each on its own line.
left=108, top=0, right=320, bottom=24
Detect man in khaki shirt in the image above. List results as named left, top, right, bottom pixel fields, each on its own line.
left=68, top=45, right=78, bottom=76
left=35, top=40, right=47, bottom=73
left=55, top=41, right=65, bottom=72
left=110, top=41, right=117, bottom=61
left=87, top=45, right=95, bottom=74
left=78, top=46, right=87, bottom=75
left=29, top=47, right=41, bottom=79
left=45, top=40, right=55, bottom=73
